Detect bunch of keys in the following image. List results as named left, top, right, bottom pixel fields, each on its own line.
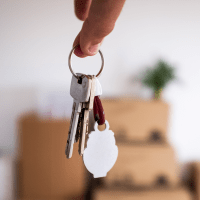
left=66, top=45, right=118, bottom=178
left=65, top=45, right=105, bottom=159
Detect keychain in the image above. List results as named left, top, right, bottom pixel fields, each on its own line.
left=83, top=120, right=118, bottom=178
left=66, top=44, right=118, bottom=178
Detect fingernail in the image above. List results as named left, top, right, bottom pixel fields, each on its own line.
left=88, top=44, right=100, bottom=54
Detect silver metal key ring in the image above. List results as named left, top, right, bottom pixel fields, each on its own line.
left=68, top=44, right=104, bottom=79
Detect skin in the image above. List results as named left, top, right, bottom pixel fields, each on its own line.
left=73, top=0, right=126, bottom=57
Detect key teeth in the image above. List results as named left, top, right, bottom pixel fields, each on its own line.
left=66, top=154, right=71, bottom=159
left=67, top=150, right=73, bottom=159
left=65, top=145, right=70, bottom=159
left=78, top=150, right=83, bottom=156
left=65, top=150, right=70, bottom=159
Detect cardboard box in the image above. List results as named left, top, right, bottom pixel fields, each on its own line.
left=94, top=188, right=192, bottom=200
left=101, top=98, right=169, bottom=143
left=0, top=156, right=14, bottom=200
left=104, top=144, right=180, bottom=187
left=193, top=162, right=200, bottom=200
left=18, top=114, right=86, bottom=200
left=185, top=162, right=200, bottom=200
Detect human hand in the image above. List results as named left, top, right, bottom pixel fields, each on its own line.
left=73, top=0, right=126, bottom=57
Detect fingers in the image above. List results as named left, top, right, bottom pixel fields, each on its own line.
left=79, top=19, right=105, bottom=56
left=74, top=0, right=92, bottom=21
left=73, top=20, right=105, bottom=57
left=73, top=32, right=87, bottom=58
left=73, top=0, right=126, bottom=57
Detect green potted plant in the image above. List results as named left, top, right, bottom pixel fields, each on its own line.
left=142, top=60, right=176, bottom=100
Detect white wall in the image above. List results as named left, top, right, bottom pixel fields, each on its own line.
left=0, top=0, right=200, bottom=162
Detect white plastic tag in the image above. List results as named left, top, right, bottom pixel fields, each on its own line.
left=95, top=77, right=102, bottom=96
left=83, top=120, right=118, bottom=178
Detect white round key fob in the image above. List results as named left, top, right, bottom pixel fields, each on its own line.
left=83, top=120, right=118, bottom=178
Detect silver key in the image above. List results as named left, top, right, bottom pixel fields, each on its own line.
left=66, top=74, right=91, bottom=158
left=66, top=101, right=76, bottom=145
left=65, top=99, right=82, bottom=158
left=88, top=75, right=96, bottom=110
left=75, top=109, right=83, bottom=143
left=79, top=108, right=89, bottom=155
left=70, top=73, right=91, bottom=102
left=79, top=76, right=96, bottom=155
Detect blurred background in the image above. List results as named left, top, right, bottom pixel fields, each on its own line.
left=0, top=0, right=200, bottom=199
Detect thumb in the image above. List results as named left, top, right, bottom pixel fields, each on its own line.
left=73, top=34, right=103, bottom=57
left=73, top=20, right=105, bottom=57
left=73, top=32, right=87, bottom=58
left=79, top=20, right=104, bottom=56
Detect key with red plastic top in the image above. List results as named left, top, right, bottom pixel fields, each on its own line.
left=93, top=96, right=105, bottom=125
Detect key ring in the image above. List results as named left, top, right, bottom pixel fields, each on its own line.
left=68, top=44, right=104, bottom=79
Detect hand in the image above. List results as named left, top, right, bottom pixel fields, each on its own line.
left=73, top=0, right=126, bottom=57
